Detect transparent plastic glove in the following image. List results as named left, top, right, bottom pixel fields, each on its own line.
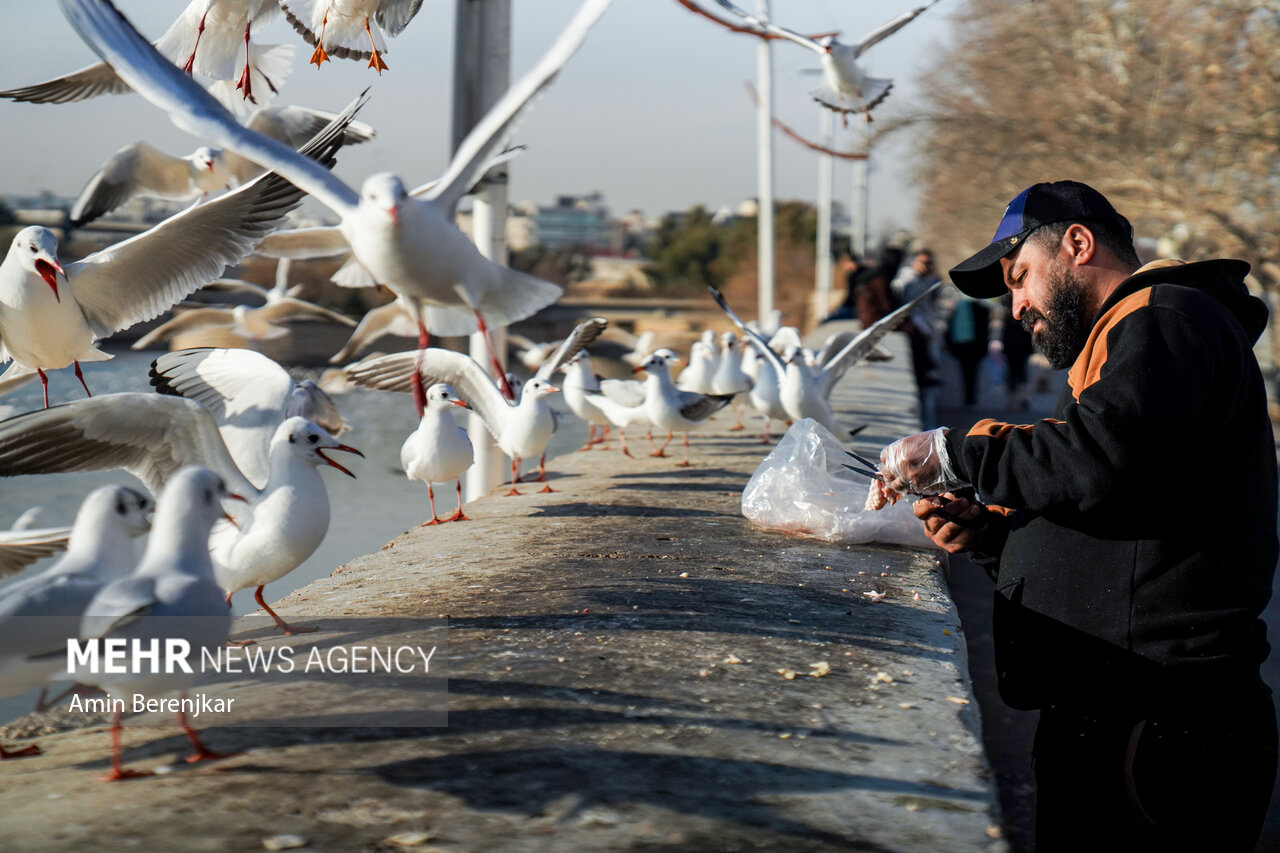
left=880, top=427, right=965, bottom=496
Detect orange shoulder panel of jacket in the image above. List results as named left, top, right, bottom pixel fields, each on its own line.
left=1067, top=287, right=1154, bottom=401
left=966, top=418, right=1065, bottom=440
left=985, top=504, right=1016, bottom=518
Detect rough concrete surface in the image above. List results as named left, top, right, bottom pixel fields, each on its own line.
left=0, top=334, right=1003, bottom=851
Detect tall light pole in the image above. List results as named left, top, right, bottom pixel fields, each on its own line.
left=755, top=0, right=775, bottom=323
left=454, top=0, right=511, bottom=500
left=850, top=128, right=869, bottom=258
left=814, top=108, right=834, bottom=326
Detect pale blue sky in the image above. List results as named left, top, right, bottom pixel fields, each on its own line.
left=0, top=1, right=953, bottom=233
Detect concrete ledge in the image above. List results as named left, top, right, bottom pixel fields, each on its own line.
left=0, top=333, right=1002, bottom=851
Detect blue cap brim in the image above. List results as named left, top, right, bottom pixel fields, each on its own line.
left=948, top=232, right=1030, bottom=299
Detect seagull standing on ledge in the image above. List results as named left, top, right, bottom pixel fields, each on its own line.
left=401, top=383, right=474, bottom=524
left=75, top=467, right=239, bottom=781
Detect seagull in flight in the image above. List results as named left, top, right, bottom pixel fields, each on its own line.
left=70, top=104, right=377, bottom=227
left=710, top=0, right=942, bottom=122
left=281, top=0, right=425, bottom=72
left=59, top=0, right=614, bottom=410
left=0, top=102, right=360, bottom=408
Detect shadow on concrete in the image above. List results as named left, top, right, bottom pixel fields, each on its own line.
left=369, top=747, right=984, bottom=847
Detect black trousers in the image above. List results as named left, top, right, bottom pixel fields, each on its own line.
left=1032, top=695, right=1277, bottom=851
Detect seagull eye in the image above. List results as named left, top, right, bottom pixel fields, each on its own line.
left=308, top=434, right=319, bottom=444
left=204, top=488, right=214, bottom=503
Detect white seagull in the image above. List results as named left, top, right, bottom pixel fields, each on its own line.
left=75, top=467, right=239, bottom=781
left=635, top=351, right=734, bottom=467
left=1, top=0, right=294, bottom=110
left=709, top=282, right=943, bottom=439
left=401, top=383, right=473, bottom=525
left=60, top=0, right=614, bottom=407
left=149, top=347, right=353, bottom=486
left=281, top=0, right=425, bottom=72
left=70, top=104, right=377, bottom=227
left=710, top=330, right=753, bottom=430
left=710, top=0, right=942, bottom=123
left=560, top=350, right=612, bottom=450
left=349, top=348, right=559, bottom=495
left=0, top=485, right=151, bottom=746
left=0, top=102, right=360, bottom=408
left=0, top=393, right=363, bottom=637
left=131, top=299, right=357, bottom=349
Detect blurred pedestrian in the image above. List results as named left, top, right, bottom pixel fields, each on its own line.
left=944, top=291, right=990, bottom=406
left=891, top=248, right=944, bottom=427
left=998, top=291, right=1034, bottom=409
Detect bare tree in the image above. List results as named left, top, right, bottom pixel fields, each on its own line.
left=908, top=0, right=1280, bottom=375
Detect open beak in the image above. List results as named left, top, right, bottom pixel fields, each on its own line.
left=317, top=443, right=364, bottom=478
left=632, top=365, right=646, bottom=374
left=35, top=259, right=62, bottom=302
left=452, top=399, right=472, bottom=410
left=545, top=384, right=560, bottom=394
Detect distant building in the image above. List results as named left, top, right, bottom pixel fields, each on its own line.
left=534, top=192, right=619, bottom=251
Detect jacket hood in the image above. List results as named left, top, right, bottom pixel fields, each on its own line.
left=1117, top=259, right=1268, bottom=344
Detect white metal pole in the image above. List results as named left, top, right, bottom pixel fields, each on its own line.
left=756, top=0, right=775, bottom=322
left=814, top=108, right=833, bottom=326
left=851, top=137, right=869, bottom=258
left=454, top=0, right=511, bottom=501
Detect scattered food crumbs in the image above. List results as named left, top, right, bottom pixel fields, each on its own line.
left=698, top=669, right=710, bottom=677
left=824, top=565, right=833, bottom=570
left=913, top=592, right=922, bottom=601
left=777, top=669, right=797, bottom=680
left=809, top=661, right=831, bottom=678
left=905, top=802, right=919, bottom=813
left=788, top=618, right=801, bottom=624
left=898, top=702, right=917, bottom=710
left=946, top=696, right=971, bottom=705
left=557, top=657, right=565, bottom=663
left=679, top=572, right=689, bottom=578
left=987, top=826, right=1004, bottom=840
left=724, top=654, right=742, bottom=665
left=812, top=703, right=824, bottom=710
left=154, top=765, right=174, bottom=776
left=778, top=732, right=792, bottom=739
left=858, top=571, right=866, bottom=575
left=942, top=628, right=952, bottom=635
left=386, top=832, right=432, bottom=848
left=880, top=572, right=889, bottom=577
left=901, top=670, right=914, bottom=677
left=871, top=671, right=893, bottom=684
left=632, top=605, right=638, bottom=610
left=863, top=591, right=886, bottom=602
left=700, top=697, right=711, bottom=704
left=262, top=836, right=307, bottom=851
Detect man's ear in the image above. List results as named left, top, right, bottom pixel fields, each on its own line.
left=1062, top=223, right=1096, bottom=266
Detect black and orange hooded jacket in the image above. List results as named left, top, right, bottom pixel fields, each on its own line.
left=944, top=259, right=1278, bottom=712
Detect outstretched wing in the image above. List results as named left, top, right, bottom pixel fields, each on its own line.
left=345, top=348, right=511, bottom=439
left=818, top=282, right=944, bottom=396
left=707, top=285, right=787, bottom=376
left=0, top=527, right=74, bottom=578
left=0, top=393, right=255, bottom=498
left=535, top=317, right=608, bottom=381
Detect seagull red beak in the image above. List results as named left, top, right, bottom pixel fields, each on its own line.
left=317, top=443, right=364, bottom=478
left=632, top=365, right=646, bottom=374
left=452, top=399, right=472, bottom=410
left=35, top=259, right=62, bottom=302
left=387, top=205, right=400, bottom=225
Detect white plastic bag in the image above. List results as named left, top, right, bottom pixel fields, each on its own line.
left=741, top=418, right=937, bottom=550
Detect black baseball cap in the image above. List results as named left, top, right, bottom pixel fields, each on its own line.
left=948, top=181, right=1134, bottom=298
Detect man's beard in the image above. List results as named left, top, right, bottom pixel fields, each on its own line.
left=1020, top=261, right=1090, bottom=369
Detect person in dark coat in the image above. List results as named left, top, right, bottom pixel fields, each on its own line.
left=879, top=181, right=1278, bottom=852
left=945, top=292, right=991, bottom=406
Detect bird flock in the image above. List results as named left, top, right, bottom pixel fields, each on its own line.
left=0, top=0, right=941, bottom=779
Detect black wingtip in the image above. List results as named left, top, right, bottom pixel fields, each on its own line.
left=707, top=285, right=729, bottom=310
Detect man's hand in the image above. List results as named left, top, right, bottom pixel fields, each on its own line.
left=880, top=427, right=965, bottom=496
left=914, top=492, right=987, bottom=555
